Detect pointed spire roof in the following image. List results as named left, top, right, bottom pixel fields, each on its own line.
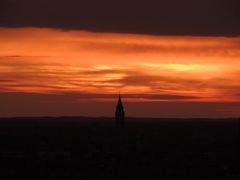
left=117, top=94, right=123, bottom=107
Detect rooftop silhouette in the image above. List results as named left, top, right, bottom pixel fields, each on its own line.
left=115, top=94, right=125, bottom=125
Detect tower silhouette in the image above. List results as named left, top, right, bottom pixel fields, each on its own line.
left=115, top=95, right=125, bottom=125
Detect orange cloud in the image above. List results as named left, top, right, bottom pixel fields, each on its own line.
left=0, top=28, right=240, bottom=103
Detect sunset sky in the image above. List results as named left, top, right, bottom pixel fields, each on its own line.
left=0, top=0, right=240, bottom=117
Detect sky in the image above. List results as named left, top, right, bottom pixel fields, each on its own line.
left=0, top=0, right=240, bottom=118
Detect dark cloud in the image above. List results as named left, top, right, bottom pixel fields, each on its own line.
left=0, top=92, right=239, bottom=117
left=0, top=92, right=200, bottom=118
left=0, top=0, right=240, bottom=36
left=0, top=91, right=199, bottom=102
left=0, top=79, right=15, bottom=82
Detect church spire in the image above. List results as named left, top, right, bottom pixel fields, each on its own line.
left=117, top=94, right=123, bottom=107
left=115, top=94, right=125, bottom=125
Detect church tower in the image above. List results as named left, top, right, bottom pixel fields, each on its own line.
left=115, top=95, right=125, bottom=125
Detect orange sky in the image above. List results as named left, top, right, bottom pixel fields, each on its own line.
left=1, top=28, right=240, bottom=103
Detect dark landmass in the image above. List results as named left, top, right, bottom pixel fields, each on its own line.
left=0, top=117, right=239, bottom=179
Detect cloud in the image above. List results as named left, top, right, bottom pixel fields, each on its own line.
left=0, top=0, right=240, bottom=36
left=78, top=38, right=240, bottom=58
left=1, top=28, right=240, bottom=60
left=0, top=92, right=240, bottom=118
left=0, top=28, right=239, bottom=105
left=1, top=56, right=240, bottom=102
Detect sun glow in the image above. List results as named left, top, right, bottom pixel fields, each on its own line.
left=0, top=28, right=240, bottom=103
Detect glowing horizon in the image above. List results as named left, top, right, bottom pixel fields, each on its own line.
left=0, top=27, right=240, bottom=104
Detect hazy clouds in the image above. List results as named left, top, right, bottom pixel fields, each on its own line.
left=0, top=28, right=240, bottom=117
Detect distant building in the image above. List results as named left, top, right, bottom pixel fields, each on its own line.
left=115, top=95, right=125, bottom=125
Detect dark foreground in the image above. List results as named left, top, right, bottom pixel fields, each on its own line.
left=0, top=117, right=239, bottom=180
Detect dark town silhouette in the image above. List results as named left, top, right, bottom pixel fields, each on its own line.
left=0, top=95, right=238, bottom=179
